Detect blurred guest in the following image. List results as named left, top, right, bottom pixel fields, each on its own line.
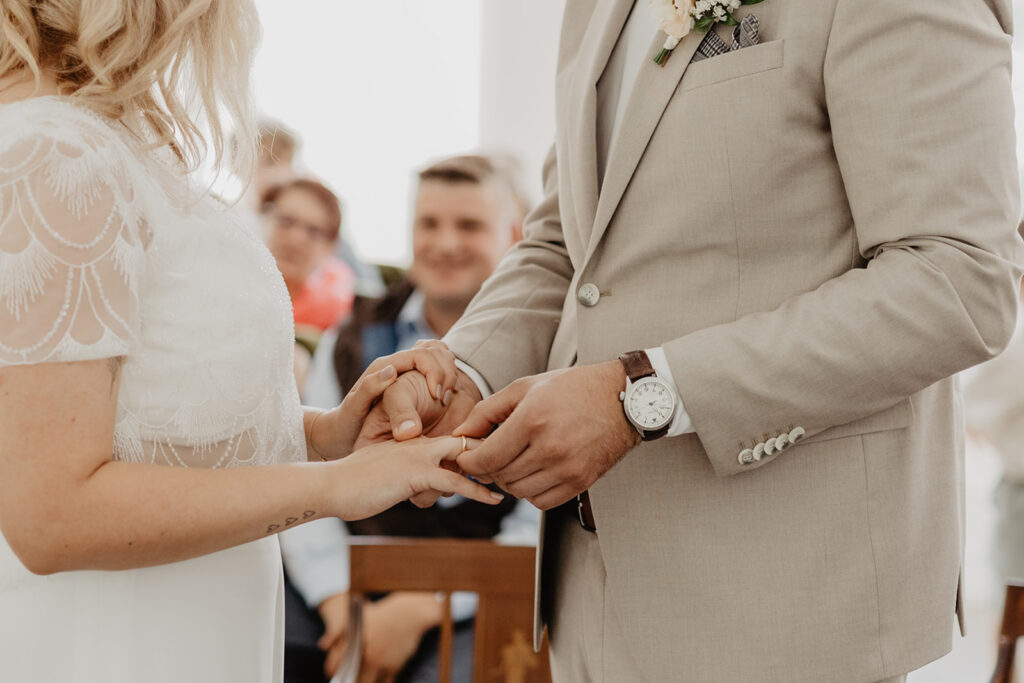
left=281, top=154, right=531, bottom=683
left=483, top=151, right=531, bottom=235
left=262, top=179, right=356, bottom=335
left=248, top=117, right=385, bottom=299
left=307, top=153, right=527, bottom=404
left=253, top=118, right=300, bottom=213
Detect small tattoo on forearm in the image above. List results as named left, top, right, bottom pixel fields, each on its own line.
left=265, top=510, right=316, bottom=535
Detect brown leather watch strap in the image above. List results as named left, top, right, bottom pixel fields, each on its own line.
left=618, top=350, right=671, bottom=442
left=644, top=424, right=670, bottom=441
left=618, top=350, right=656, bottom=382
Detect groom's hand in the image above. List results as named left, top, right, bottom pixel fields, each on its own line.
left=453, top=361, right=640, bottom=510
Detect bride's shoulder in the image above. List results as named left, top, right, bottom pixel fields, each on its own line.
left=0, top=95, right=118, bottom=135
left=0, top=96, right=135, bottom=170
left=0, top=97, right=143, bottom=215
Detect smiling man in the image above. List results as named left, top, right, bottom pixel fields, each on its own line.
left=406, top=155, right=527, bottom=350
left=282, top=154, right=529, bottom=683
left=313, top=155, right=526, bottom=398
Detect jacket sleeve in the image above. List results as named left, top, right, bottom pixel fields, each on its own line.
left=663, top=0, right=1024, bottom=476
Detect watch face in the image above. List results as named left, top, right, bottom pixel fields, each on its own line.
left=626, top=377, right=675, bottom=431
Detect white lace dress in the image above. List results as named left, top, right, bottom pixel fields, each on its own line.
left=0, top=97, right=307, bottom=682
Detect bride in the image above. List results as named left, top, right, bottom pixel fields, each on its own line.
left=0, top=1, right=499, bottom=681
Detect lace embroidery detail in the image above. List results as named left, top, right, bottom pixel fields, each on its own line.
left=0, top=237, right=58, bottom=320
left=0, top=97, right=306, bottom=469
left=45, top=141, right=110, bottom=219
left=113, top=412, right=146, bottom=465
left=110, top=231, right=143, bottom=293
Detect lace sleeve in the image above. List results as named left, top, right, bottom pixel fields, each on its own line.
left=0, top=119, right=145, bottom=366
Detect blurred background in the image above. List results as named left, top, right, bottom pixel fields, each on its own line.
left=246, top=2, right=1024, bottom=680
left=248, top=0, right=564, bottom=267
left=246, top=0, right=1024, bottom=269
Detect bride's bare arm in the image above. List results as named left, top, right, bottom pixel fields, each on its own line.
left=0, top=358, right=498, bottom=575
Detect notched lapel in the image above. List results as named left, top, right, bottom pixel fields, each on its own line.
left=583, top=23, right=706, bottom=269
left=566, top=0, right=635, bottom=249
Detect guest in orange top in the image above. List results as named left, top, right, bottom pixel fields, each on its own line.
left=262, top=179, right=356, bottom=333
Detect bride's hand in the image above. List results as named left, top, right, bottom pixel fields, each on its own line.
left=311, top=342, right=460, bottom=460
left=326, top=436, right=503, bottom=520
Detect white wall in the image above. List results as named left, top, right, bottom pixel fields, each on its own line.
left=478, top=1, right=566, bottom=206
left=249, top=1, right=566, bottom=267
left=252, top=1, right=481, bottom=266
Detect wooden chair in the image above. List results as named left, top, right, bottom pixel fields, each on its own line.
left=992, top=580, right=1024, bottom=683
left=346, top=537, right=551, bottom=683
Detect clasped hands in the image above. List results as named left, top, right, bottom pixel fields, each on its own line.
left=355, top=340, right=640, bottom=511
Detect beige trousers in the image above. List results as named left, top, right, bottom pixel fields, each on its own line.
left=545, top=510, right=910, bottom=683
left=546, top=510, right=643, bottom=682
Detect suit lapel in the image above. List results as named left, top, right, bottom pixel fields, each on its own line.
left=567, top=0, right=635, bottom=247
left=582, top=25, right=705, bottom=268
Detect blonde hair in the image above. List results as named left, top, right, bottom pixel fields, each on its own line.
left=257, top=118, right=299, bottom=167
left=0, top=0, right=260, bottom=175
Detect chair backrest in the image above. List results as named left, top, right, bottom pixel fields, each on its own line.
left=348, top=537, right=551, bottom=683
left=992, top=581, right=1024, bottom=683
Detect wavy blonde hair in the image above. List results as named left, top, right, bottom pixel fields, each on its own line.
left=0, top=0, right=259, bottom=175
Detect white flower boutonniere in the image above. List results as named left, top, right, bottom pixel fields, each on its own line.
left=650, top=0, right=765, bottom=66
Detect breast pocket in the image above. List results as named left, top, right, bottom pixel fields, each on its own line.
left=679, top=39, right=785, bottom=93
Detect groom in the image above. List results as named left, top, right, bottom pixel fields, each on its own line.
left=363, top=0, right=1023, bottom=680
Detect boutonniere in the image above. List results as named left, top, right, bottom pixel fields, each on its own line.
left=650, top=0, right=765, bottom=66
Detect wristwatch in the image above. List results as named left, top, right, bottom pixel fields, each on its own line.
left=617, top=350, right=678, bottom=441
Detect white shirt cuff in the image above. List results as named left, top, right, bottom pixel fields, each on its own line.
left=455, top=359, right=492, bottom=399
left=645, top=347, right=695, bottom=437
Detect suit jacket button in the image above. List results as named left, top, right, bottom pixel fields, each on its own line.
left=577, top=283, right=601, bottom=307
left=738, top=449, right=755, bottom=465
left=775, top=433, right=790, bottom=450
left=764, top=437, right=777, bottom=456
left=753, top=443, right=765, bottom=461
left=789, top=426, right=806, bottom=443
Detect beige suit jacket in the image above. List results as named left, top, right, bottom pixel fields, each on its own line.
left=444, top=0, right=1023, bottom=680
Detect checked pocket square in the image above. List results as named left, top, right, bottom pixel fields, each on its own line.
left=691, top=14, right=760, bottom=63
